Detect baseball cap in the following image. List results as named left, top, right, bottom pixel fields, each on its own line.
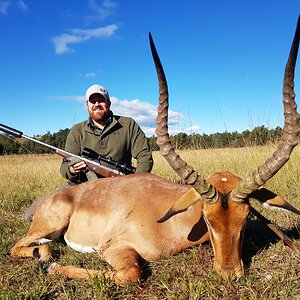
left=85, top=84, right=110, bottom=101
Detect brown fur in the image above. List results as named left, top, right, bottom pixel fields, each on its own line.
left=10, top=171, right=298, bottom=284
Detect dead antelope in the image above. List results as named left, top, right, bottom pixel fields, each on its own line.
left=10, top=17, right=300, bottom=285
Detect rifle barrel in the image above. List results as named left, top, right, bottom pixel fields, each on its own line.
left=0, top=123, right=23, bottom=137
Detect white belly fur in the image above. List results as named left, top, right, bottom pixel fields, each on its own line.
left=64, top=235, right=99, bottom=253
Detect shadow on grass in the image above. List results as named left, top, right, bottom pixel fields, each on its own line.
left=138, top=257, right=152, bottom=282
left=242, top=218, right=300, bottom=270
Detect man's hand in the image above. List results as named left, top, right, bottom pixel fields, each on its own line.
left=69, top=161, right=87, bottom=174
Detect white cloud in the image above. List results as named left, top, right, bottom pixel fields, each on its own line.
left=0, top=1, right=10, bottom=14
left=110, top=97, right=181, bottom=127
left=84, top=72, right=96, bottom=78
left=185, top=125, right=201, bottom=134
left=47, top=95, right=85, bottom=102
left=51, top=93, right=200, bottom=137
left=141, top=126, right=201, bottom=137
left=110, top=97, right=201, bottom=136
left=0, top=0, right=28, bottom=14
left=87, top=0, right=117, bottom=21
left=52, top=24, right=118, bottom=55
left=16, top=0, right=27, bottom=11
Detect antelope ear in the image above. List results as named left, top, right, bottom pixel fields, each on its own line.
left=264, top=196, right=300, bottom=214
left=157, top=188, right=201, bottom=223
left=250, top=188, right=300, bottom=214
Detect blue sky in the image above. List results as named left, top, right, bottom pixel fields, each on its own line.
left=0, top=1, right=299, bottom=137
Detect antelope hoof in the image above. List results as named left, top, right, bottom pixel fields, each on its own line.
left=33, top=247, right=40, bottom=258
left=47, top=262, right=61, bottom=275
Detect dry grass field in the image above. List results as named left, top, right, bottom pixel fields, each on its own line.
left=0, top=145, right=300, bottom=299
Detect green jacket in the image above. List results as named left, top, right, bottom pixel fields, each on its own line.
left=60, top=114, right=153, bottom=183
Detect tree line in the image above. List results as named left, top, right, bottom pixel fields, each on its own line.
left=149, top=125, right=283, bottom=151
left=0, top=125, right=284, bottom=156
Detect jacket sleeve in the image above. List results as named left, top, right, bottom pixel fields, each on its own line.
left=130, top=121, right=153, bottom=173
left=60, top=127, right=84, bottom=182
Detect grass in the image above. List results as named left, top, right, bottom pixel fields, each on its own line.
left=0, top=146, right=300, bottom=299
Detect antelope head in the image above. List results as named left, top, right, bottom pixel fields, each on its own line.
left=150, top=16, right=300, bottom=278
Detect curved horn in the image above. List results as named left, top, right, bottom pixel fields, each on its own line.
left=232, top=16, right=300, bottom=202
left=149, top=32, right=218, bottom=203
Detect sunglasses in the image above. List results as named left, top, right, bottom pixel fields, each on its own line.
left=88, top=97, right=108, bottom=104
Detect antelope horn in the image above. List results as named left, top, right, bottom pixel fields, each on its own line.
left=232, top=16, right=300, bottom=202
left=149, top=32, right=218, bottom=203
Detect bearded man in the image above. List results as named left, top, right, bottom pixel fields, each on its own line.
left=60, top=84, right=153, bottom=183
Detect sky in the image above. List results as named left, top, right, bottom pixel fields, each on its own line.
left=0, top=0, right=299, bottom=137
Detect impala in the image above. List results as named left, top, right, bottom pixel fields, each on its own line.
left=10, top=17, right=300, bottom=285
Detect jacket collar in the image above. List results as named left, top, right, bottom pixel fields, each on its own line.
left=86, top=111, right=119, bottom=136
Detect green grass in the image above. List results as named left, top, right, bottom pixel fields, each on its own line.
left=0, top=147, right=300, bottom=299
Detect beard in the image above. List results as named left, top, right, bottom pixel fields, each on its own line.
left=89, top=108, right=111, bottom=123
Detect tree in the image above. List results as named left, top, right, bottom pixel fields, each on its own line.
left=250, top=126, right=270, bottom=145
left=0, top=134, right=20, bottom=154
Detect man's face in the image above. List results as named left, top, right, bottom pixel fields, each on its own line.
left=86, top=93, right=111, bottom=123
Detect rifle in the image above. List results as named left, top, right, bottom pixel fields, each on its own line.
left=0, top=123, right=136, bottom=177
left=82, top=148, right=136, bottom=175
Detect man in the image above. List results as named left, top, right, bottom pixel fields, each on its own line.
left=60, top=83, right=153, bottom=183
left=23, top=84, right=153, bottom=221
